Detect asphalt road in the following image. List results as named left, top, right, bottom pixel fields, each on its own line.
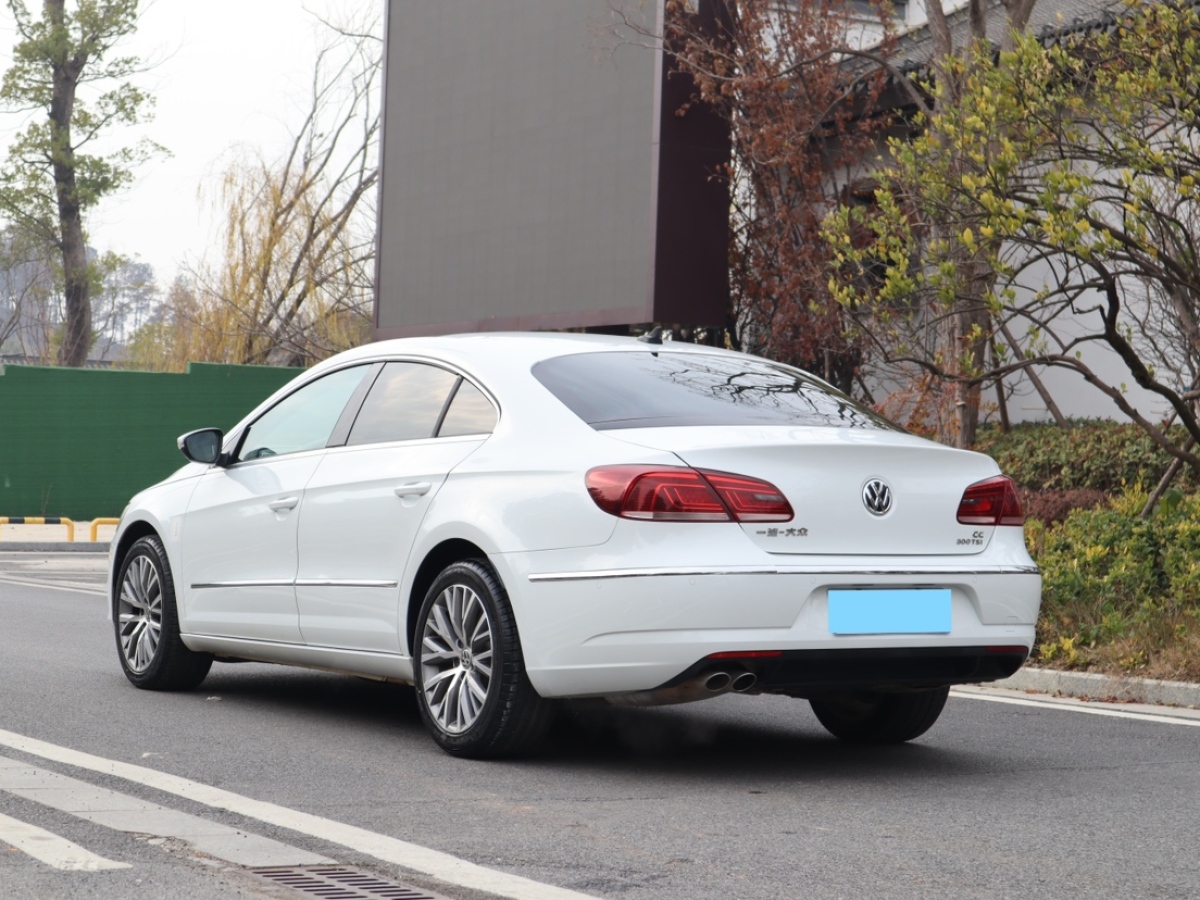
left=1, top=551, right=1198, bottom=900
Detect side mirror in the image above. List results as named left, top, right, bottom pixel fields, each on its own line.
left=178, top=428, right=224, bottom=465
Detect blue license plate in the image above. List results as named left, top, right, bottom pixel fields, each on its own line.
left=827, top=589, right=952, bottom=635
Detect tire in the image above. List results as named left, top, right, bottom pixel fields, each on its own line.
left=809, top=686, right=950, bottom=744
left=413, top=559, right=551, bottom=758
left=114, top=535, right=213, bottom=691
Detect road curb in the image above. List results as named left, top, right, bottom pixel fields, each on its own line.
left=0, top=542, right=110, bottom=554
left=995, top=666, right=1200, bottom=709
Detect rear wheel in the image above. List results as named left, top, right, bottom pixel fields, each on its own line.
left=809, top=686, right=949, bottom=743
left=114, top=536, right=212, bottom=691
left=413, top=559, right=551, bottom=758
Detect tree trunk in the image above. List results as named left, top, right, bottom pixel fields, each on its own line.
left=936, top=252, right=991, bottom=448
left=46, top=0, right=92, bottom=368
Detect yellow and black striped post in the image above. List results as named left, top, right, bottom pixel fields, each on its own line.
left=0, top=517, right=75, bottom=542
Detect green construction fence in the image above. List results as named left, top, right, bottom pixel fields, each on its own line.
left=0, top=362, right=304, bottom=521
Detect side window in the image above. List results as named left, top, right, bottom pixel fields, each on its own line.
left=438, top=380, right=497, bottom=437
left=346, top=362, right=459, bottom=446
left=236, top=366, right=369, bottom=462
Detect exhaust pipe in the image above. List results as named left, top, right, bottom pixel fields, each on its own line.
left=731, top=672, right=757, bottom=693
left=607, top=671, right=734, bottom=708
left=705, top=671, right=732, bottom=691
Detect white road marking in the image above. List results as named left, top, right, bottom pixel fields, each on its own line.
left=951, top=688, right=1200, bottom=727
left=0, top=729, right=601, bottom=900
left=0, top=756, right=332, bottom=868
left=0, top=575, right=107, bottom=597
left=0, top=810, right=131, bottom=871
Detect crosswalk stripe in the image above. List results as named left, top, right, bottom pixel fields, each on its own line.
left=0, top=728, right=601, bottom=900
left=0, top=810, right=131, bottom=871
left=0, top=756, right=333, bottom=868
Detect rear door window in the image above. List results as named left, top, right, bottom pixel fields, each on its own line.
left=437, top=380, right=497, bottom=437
left=346, top=362, right=459, bottom=445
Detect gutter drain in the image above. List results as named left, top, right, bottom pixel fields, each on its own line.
left=250, top=865, right=452, bottom=900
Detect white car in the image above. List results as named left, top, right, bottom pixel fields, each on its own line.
left=110, top=332, right=1041, bottom=757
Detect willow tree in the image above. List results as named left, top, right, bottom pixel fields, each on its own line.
left=187, top=21, right=380, bottom=367
left=0, top=0, right=160, bottom=366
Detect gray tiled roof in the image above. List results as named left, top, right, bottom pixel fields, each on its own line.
left=887, top=0, right=1131, bottom=69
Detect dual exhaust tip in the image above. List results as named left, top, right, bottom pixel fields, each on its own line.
left=605, top=667, right=758, bottom=707
left=705, top=670, right=757, bottom=693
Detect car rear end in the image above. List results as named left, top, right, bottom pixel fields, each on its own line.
left=498, top=346, right=1040, bottom=702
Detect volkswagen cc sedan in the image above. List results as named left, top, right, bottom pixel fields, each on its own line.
left=109, top=332, right=1041, bottom=757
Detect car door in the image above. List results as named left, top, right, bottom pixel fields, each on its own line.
left=178, top=364, right=374, bottom=643
left=295, top=362, right=498, bottom=653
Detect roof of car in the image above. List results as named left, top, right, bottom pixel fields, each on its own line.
left=309, top=331, right=747, bottom=377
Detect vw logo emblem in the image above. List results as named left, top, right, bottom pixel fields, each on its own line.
left=863, top=479, right=893, bottom=515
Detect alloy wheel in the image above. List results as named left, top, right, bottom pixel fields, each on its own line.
left=419, top=583, right=494, bottom=734
left=118, top=555, right=163, bottom=673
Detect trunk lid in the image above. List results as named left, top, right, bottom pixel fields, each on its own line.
left=606, top=426, right=1002, bottom=556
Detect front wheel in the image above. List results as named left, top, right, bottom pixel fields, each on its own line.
left=809, top=686, right=950, bottom=744
left=114, top=535, right=212, bottom=691
left=413, top=559, right=551, bottom=758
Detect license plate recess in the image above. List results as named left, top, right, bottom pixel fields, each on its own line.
left=827, top=589, right=952, bottom=635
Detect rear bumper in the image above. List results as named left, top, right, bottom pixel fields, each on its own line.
left=658, top=646, right=1030, bottom=697
left=496, top=546, right=1042, bottom=698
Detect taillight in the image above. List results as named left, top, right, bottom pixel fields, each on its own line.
left=698, top=471, right=793, bottom=522
left=585, top=466, right=793, bottom=523
left=957, top=475, right=1024, bottom=526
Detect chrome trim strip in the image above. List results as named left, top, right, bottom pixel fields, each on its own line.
left=190, top=580, right=294, bottom=590
left=528, top=565, right=1040, bottom=583
left=192, top=579, right=399, bottom=590
left=294, top=579, right=398, bottom=588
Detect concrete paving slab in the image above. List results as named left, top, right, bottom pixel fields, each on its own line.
left=78, top=806, right=252, bottom=837
left=4, top=786, right=163, bottom=813
left=185, top=831, right=333, bottom=868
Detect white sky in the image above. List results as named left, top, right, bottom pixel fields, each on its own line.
left=0, top=0, right=380, bottom=286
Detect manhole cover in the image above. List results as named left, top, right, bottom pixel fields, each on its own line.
left=251, top=865, right=452, bottom=900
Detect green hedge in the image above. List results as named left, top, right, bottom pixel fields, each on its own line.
left=975, top=420, right=1197, bottom=492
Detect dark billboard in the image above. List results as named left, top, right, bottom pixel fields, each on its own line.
left=374, top=0, right=730, bottom=337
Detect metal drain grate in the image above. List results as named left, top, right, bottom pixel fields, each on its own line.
left=251, top=865, right=452, bottom=900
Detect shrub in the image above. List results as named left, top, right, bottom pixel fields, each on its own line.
left=1029, top=488, right=1200, bottom=679
left=975, top=420, right=1197, bottom=493
left=1018, top=487, right=1108, bottom=524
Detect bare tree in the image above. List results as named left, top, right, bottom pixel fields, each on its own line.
left=638, top=0, right=896, bottom=395
left=0, top=225, right=57, bottom=359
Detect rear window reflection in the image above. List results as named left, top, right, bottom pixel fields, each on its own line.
left=531, top=352, right=895, bottom=431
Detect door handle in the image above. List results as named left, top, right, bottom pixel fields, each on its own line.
left=394, top=482, right=432, bottom=498
left=268, top=496, right=300, bottom=511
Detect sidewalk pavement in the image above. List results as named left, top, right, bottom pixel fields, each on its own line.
left=4, top=524, right=1198, bottom=709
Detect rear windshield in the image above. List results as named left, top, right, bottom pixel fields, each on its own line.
left=531, top=351, right=896, bottom=430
